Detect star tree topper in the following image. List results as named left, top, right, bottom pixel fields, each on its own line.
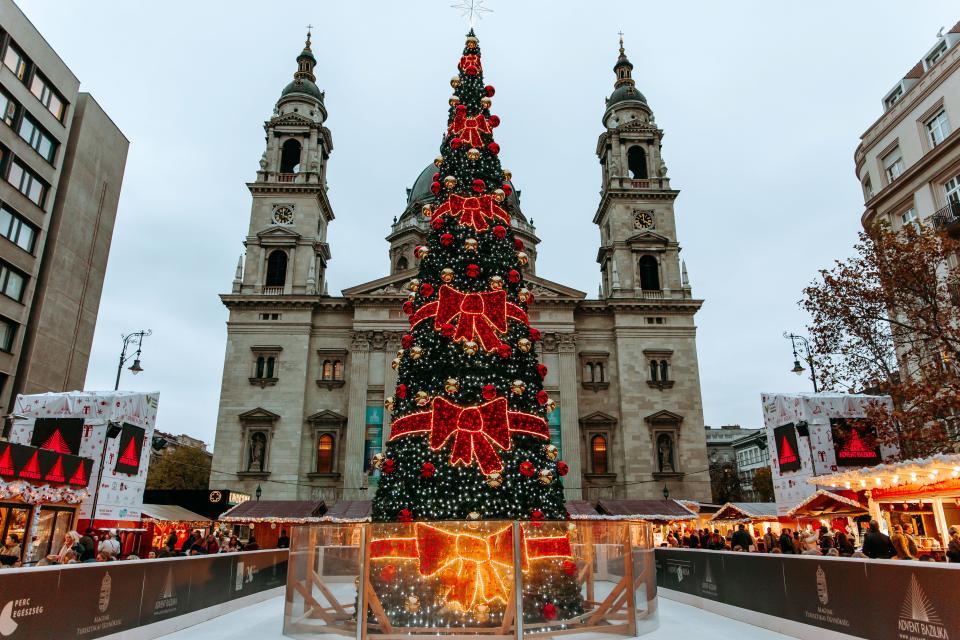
left=451, top=0, right=492, bottom=27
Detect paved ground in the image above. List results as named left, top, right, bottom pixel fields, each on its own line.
left=158, top=594, right=793, bottom=639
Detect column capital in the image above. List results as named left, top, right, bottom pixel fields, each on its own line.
left=350, top=331, right=371, bottom=351
left=557, top=333, right=577, bottom=353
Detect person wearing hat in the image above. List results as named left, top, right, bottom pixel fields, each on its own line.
left=946, top=526, right=960, bottom=563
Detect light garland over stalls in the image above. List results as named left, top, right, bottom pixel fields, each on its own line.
left=808, top=453, right=960, bottom=491
left=0, top=478, right=89, bottom=504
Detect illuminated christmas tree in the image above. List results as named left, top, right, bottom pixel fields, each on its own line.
left=370, top=29, right=580, bottom=627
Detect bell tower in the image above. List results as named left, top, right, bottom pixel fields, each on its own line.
left=234, top=29, right=334, bottom=297
left=594, top=37, right=691, bottom=301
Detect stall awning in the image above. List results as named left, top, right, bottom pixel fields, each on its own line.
left=785, top=490, right=867, bottom=519
left=595, top=499, right=697, bottom=522
left=140, top=503, right=211, bottom=523
left=809, top=453, right=960, bottom=497
left=319, top=500, right=372, bottom=522
left=710, top=502, right=780, bottom=522
left=219, top=499, right=326, bottom=523
left=566, top=500, right=600, bottom=519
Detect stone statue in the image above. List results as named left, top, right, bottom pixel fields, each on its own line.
left=657, top=433, right=674, bottom=473
left=248, top=432, right=266, bottom=471
left=259, top=152, right=268, bottom=171
left=657, top=160, right=668, bottom=178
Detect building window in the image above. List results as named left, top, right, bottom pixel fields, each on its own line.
left=396, top=256, right=408, bottom=271
left=250, top=346, right=282, bottom=386
left=0, top=204, right=37, bottom=253
left=280, top=138, right=302, bottom=173
left=0, top=316, right=16, bottom=352
left=6, top=160, right=47, bottom=207
left=926, top=110, right=951, bottom=148
left=649, top=360, right=659, bottom=382
left=258, top=313, right=281, bottom=321
left=0, top=91, right=15, bottom=127
left=883, top=148, right=904, bottom=182
left=17, top=116, right=56, bottom=163
left=0, top=262, right=25, bottom=302
left=901, top=208, right=919, bottom=230
left=863, top=176, right=874, bottom=200
left=660, top=360, right=669, bottom=382
left=627, top=146, right=647, bottom=179
left=649, top=359, right=670, bottom=382
left=2, top=44, right=27, bottom=80
left=321, top=359, right=344, bottom=382
left=316, top=433, right=334, bottom=473
left=265, top=250, right=287, bottom=288
left=580, top=352, right=609, bottom=390
left=946, top=174, right=960, bottom=206
left=638, top=255, right=659, bottom=290
left=884, top=86, right=903, bottom=111
left=29, top=74, right=65, bottom=122
left=926, top=41, right=948, bottom=68
left=591, top=434, right=608, bottom=474
left=646, top=350, right=674, bottom=389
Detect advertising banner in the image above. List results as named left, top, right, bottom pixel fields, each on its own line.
left=140, top=558, right=193, bottom=625
left=863, top=562, right=960, bottom=640
left=773, top=423, right=801, bottom=473
left=830, top=418, right=881, bottom=467
left=31, top=418, right=84, bottom=455
left=720, top=554, right=789, bottom=617
left=0, top=567, right=60, bottom=639
left=780, top=555, right=871, bottom=637
left=186, top=554, right=234, bottom=612
left=55, top=562, right=146, bottom=638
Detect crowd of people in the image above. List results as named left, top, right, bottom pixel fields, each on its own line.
left=0, top=526, right=291, bottom=568
left=664, top=521, right=960, bottom=562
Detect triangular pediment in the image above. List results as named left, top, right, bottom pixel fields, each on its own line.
left=625, top=231, right=670, bottom=245
left=271, top=112, right=314, bottom=127
left=257, top=226, right=301, bottom=240
left=342, top=270, right=414, bottom=297
left=524, top=274, right=586, bottom=300
left=239, top=407, right=281, bottom=420
left=580, top=411, right=618, bottom=426
left=306, top=410, right=347, bottom=424
left=644, top=410, right=684, bottom=425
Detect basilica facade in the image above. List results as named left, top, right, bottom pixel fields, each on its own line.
left=209, top=35, right=711, bottom=504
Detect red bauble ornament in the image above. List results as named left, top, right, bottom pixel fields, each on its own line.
left=472, top=178, right=485, bottom=193
left=519, top=461, right=536, bottom=477
left=529, top=328, right=542, bottom=341
left=398, top=509, right=413, bottom=522
left=401, top=334, right=414, bottom=349
left=484, top=85, right=495, bottom=97
left=488, top=142, right=500, bottom=155
left=420, top=283, right=435, bottom=298
left=396, top=383, right=408, bottom=399
left=403, top=300, right=414, bottom=315
left=431, top=181, right=441, bottom=195
left=502, top=183, right=513, bottom=196
left=557, top=461, right=569, bottom=476
left=537, top=390, right=549, bottom=405
left=514, top=238, right=524, bottom=250
left=382, top=459, right=397, bottom=474
left=432, top=216, right=444, bottom=230
left=440, top=323, right=455, bottom=337
left=531, top=510, right=545, bottom=521
left=498, top=344, right=512, bottom=359
left=561, top=560, right=576, bottom=576
left=466, top=264, right=480, bottom=278
left=420, top=462, right=436, bottom=478
left=492, top=225, right=506, bottom=239
left=433, top=172, right=440, bottom=181
left=488, top=115, right=501, bottom=128
left=542, top=603, right=557, bottom=621
left=537, top=364, right=548, bottom=379
left=456, top=104, right=467, bottom=113
left=482, top=384, right=496, bottom=400
left=508, top=269, right=520, bottom=283
left=381, top=564, right=397, bottom=582
left=451, top=137, right=463, bottom=150
left=440, top=233, right=454, bottom=247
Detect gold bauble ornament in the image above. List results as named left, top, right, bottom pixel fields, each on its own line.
left=466, top=147, right=481, bottom=161
left=415, top=245, right=430, bottom=260
left=372, top=453, right=386, bottom=469
left=450, top=76, right=461, bottom=88
left=510, top=380, right=526, bottom=395
left=467, top=511, right=481, bottom=520
left=410, top=346, right=424, bottom=360
left=414, top=390, right=431, bottom=406
left=474, top=603, right=490, bottom=623
left=517, top=338, right=532, bottom=353
left=463, top=341, right=479, bottom=356
left=464, top=238, right=479, bottom=252
left=465, top=36, right=479, bottom=49
left=421, top=204, right=433, bottom=219
left=489, top=275, right=504, bottom=290
left=440, top=268, right=455, bottom=283
left=545, top=444, right=559, bottom=461
left=443, top=175, right=457, bottom=189
left=384, top=396, right=395, bottom=411
left=391, top=357, right=402, bottom=370
left=480, top=96, right=492, bottom=109
left=502, top=169, right=512, bottom=181
left=408, top=278, right=421, bottom=292
left=539, top=469, right=555, bottom=485
left=434, top=156, right=444, bottom=168
left=485, top=472, right=503, bottom=488
left=546, top=399, right=558, bottom=413
left=492, top=188, right=505, bottom=203
left=518, top=287, right=531, bottom=302
left=405, top=596, right=420, bottom=613
left=444, top=378, right=460, bottom=394
left=517, top=251, right=529, bottom=266
left=448, top=96, right=460, bottom=107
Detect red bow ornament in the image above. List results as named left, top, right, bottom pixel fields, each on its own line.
left=410, top=285, right=528, bottom=352
left=449, top=111, right=491, bottom=148
left=390, top=396, right=549, bottom=474
left=432, top=194, right=509, bottom=232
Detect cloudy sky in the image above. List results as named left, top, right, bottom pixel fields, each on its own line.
left=17, top=1, right=959, bottom=445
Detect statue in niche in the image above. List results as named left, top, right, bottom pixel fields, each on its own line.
left=259, top=152, right=268, bottom=171
left=657, top=433, right=675, bottom=473
left=657, top=160, right=668, bottom=178
left=248, top=432, right=266, bottom=471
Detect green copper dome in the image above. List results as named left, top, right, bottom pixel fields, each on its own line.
left=406, top=163, right=521, bottom=209
left=606, top=84, right=646, bottom=108
left=281, top=78, right=323, bottom=101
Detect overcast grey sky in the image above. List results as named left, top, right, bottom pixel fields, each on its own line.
left=17, top=1, right=959, bottom=446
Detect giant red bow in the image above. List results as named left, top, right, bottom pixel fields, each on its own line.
left=410, top=285, right=528, bottom=353
left=449, top=112, right=491, bottom=148
left=370, top=523, right=572, bottom=609
left=390, top=396, right=548, bottom=474
left=433, top=194, right=509, bottom=231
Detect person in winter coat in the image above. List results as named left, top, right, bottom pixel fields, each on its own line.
left=779, top=528, right=796, bottom=554
left=835, top=530, right=855, bottom=556
left=800, top=528, right=820, bottom=552
left=98, top=531, right=121, bottom=559
left=763, top=528, right=778, bottom=553
left=891, top=524, right=917, bottom=560
left=947, top=526, right=960, bottom=563
left=731, top=524, right=754, bottom=551
left=862, top=520, right=896, bottom=559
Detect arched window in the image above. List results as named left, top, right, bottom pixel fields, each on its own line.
left=322, top=360, right=333, bottom=380
left=333, top=360, right=343, bottom=380
left=317, top=434, right=334, bottom=473
left=266, top=250, right=287, bottom=287
left=396, top=256, right=409, bottom=272
left=638, top=255, right=660, bottom=291
left=585, top=363, right=594, bottom=383
left=650, top=360, right=659, bottom=382
left=266, top=356, right=275, bottom=379
left=591, top=435, right=608, bottom=474
left=280, top=138, right=302, bottom=173
left=628, top=146, right=647, bottom=179
left=256, top=356, right=265, bottom=379
left=660, top=360, right=669, bottom=382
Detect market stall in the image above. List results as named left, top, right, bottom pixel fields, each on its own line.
left=139, top=503, right=212, bottom=555
left=710, top=502, right=782, bottom=546
left=810, top=453, right=960, bottom=558
left=596, top=499, right=698, bottom=546
left=783, top=489, right=869, bottom=547
left=218, top=499, right=325, bottom=549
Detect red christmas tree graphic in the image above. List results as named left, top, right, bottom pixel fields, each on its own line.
left=0, top=446, right=13, bottom=476
left=118, top=437, right=139, bottom=468
left=19, top=450, right=41, bottom=479
left=68, top=460, right=88, bottom=486
left=779, top=435, right=798, bottom=464
left=40, top=428, right=72, bottom=454
left=45, top=455, right=65, bottom=483
left=838, top=429, right=877, bottom=460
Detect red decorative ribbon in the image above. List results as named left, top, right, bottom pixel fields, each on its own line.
left=459, top=54, right=482, bottom=73
left=390, top=396, right=548, bottom=474
left=433, top=194, right=509, bottom=231
left=410, top=285, right=528, bottom=352
left=449, top=111, right=491, bottom=148
left=370, top=523, right=572, bottom=609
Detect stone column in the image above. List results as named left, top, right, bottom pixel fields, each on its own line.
left=343, top=331, right=371, bottom=499
left=557, top=333, right=583, bottom=500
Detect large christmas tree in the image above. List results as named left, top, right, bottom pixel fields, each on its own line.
left=369, top=30, right=581, bottom=627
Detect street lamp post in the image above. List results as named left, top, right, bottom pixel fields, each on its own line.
left=88, top=421, right=122, bottom=531
left=662, top=484, right=670, bottom=500
left=784, top=332, right=819, bottom=393
left=115, top=330, right=152, bottom=391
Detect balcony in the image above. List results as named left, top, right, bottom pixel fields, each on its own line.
left=276, top=173, right=297, bottom=183
left=262, top=286, right=284, bottom=295
left=639, top=289, right=664, bottom=300
left=931, top=201, right=960, bottom=237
